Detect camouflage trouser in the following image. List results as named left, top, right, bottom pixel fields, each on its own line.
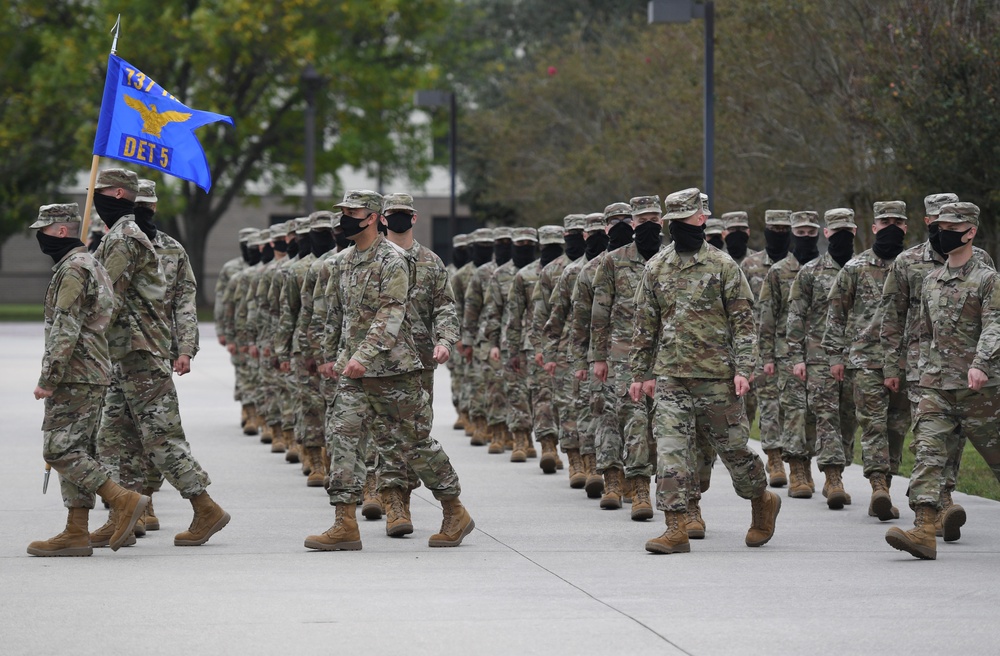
left=909, top=385, right=1000, bottom=509
left=594, top=371, right=625, bottom=473
left=257, top=355, right=280, bottom=424
left=42, top=384, right=111, bottom=509
left=482, top=356, right=508, bottom=427
left=231, top=351, right=244, bottom=402
left=779, top=366, right=817, bottom=461
left=853, top=368, right=909, bottom=478
left=553, top=367, right=580, bottom=452
left=280, top=369, right=296, bottom=431
left=295, top=362, right=326, bottom=448
left=907, top=383, right=962, bottom=494
left=467, top=355, right=489, bottom=422
left=791, top=364, right=857, bottom=469
left=99, top=350, right=211, bottom=499
left=505, top=358, right=534, bottom=433
left=326, top=372, right=460, bottom=505
left=240, top=354, right=261, bottom=407
left=756, top=371, right=782, bottom=450
left=653, top=376, right=766, bottom=513
left=576, top=375, right=600, bottom=456
left=528, top=356, right=559, bottom=441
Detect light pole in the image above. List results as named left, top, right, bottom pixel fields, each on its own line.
left=414, top=90, right=457, bottom=243
left=648, top=0, right=714, bottom=205
left=301, top=64, right=323, bottom=214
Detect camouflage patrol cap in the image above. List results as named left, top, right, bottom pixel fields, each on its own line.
left=238, top=227, right=258, bottom=243
left=603, top=202, right=631, bottom=221
left=721, top=211, right=749, bottom=229
left=452, top=234, right=468, bottom=248
left=563, top=214, right=586, bottom=231
left=874, top=200, right=907, bottom=221
left=664, top=188, right=702, bottom=220
left=331, top=212, right=342, bottom=229
left=512, top=227, right=538, bottom=243
left=382, top=192, right=416, bottom=213
left=824, top=208, right=857, bottom=230
left=765, top=210, right=792, bottom=227
left=30, top=203, right=81, bottom=229
left=494, top=226, right=514, bottom=240
left=470, top=228, right=495, bottom=243
left=334, top=189, right=383, bottom=213
left=584, top=212, right=606, bottom=232
left=791, top=211, right=821, bottom=229
left=310, top=211, right=336, bottom=230
left=269, top=221, right=289, bottom=239
left=294, top=217, right=312, bottom=235
left=705, top=218, right=724, bottom=235
left=924, top=193, right=959, bottom=217
left=250, top=228, right=270, bottom=247
left=94, top=168, right=139, bottom=194
left=629, top=195, right=662, bottom=217
left=136, top=179, right=158, bottom=204
left=700, top=193, right=712, bottom=217
left=933, top=202, right=980, bottom=228
left=538, top=225, right=564, bottom=245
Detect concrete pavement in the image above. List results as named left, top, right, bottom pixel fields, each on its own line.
left=2, top=321, right=999, bottom=656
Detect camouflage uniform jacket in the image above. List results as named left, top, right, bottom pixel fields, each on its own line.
left=274, top=253, right=315, bottom=361
left=822, top=248, right=893, bottom=370
left=740, top=249, right=780, bottom=316
left=308, top=249, right=350, bottom=363
left=214, top=255, right=245, bottom=337
left=461, top=261, right=498, bottom=355
left=406, top=241, right=459, bottom=369
left=478, top=260, right=518, bottom=352
left=450, top=262, right=477, bottom=344
left=265, top=255, right=298, bottom=355
left=543, top=257, right=590, bottom=365
left=786, top=251, right=842, bottom=365
left=631, top=241, right=756, bottom=381
left=918, top=257, right=1000, bottom=390
left=152, top=231, right=199, bottom=360
left=39, top=246, right=114, bottom=389
left=293, top=249, right=340, bottom=362
left=880, top=241, right=995, bottom=381
left=321, top=235, right=421, bottom=376
left=93, top=216, right=171, bottom=359
left=590, top=242, right=663, bottom=366
left=528, top=255, right=574, bottom=355
left=503, top=260, right=541, bottom=359
left=567, top=253, right=606, bottom=371
left=249, top=257, right=285, bottom=354
left=231, top=264, right=262, bottom=347
left=758, top=254, right=804, bottom=365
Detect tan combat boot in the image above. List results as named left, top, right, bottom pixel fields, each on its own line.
left=260, top=421, right=273, bottom=444
left=685, top=499, right=706, bottom=539
left=270, top=425, right=286, bottom=453
left=174, top=491, right=230, bottom=546
left=304, top=503, right=363, bottom=551
left=141, top=489, right=160, bottom=531
left=868, top=472, right=897, bottom=521
left=823, top=466, right=848, bottom=510
left=582, top=453, right=604, bottom=499
left=599, top=468, right=624, bottom=510
left=510, top=430, right=529, bottom=462
left=746, top=490, right=781, bottom=547
left=629, top=477, right=654, bottom=521
left=134, top=514, right=146, bottom=537
left=95, top=479, right=149, bottom=551
left=645, top=511, right=690, bottom=554
left=764, top=448, right=787, bottom=487
left=284, top=430, right=300, bottom=464
left=787, top=459, right=812, bottom=499
left=462, top=412, right=475, bottom=437
left=487, top=423, right=506, bottom=454
left=383, top=487, right=414, bottom=537
left=453, top=414, right=465, bottom=431
left=304, top=447, right=326, bottom=487
left=241, top=404, right=250, bottom=429
left=242, top=404, right=259, bottom=436
left=361, top=473, right=384, bottom=520
left=88, top=511, right=135, bottom=548
left=525, top=433, right=537, bottom=458
left=804, top=458, right=815, bottom=492
left=470, top=418, right=488, bottom=446
left=886, top=506, right=937, bottom=560
left=27, top=508, right=93, bottom=557
left=504, top=425, right=515, bottom=451
left=566, top=449, right=587, bottom=489
left=539, top=437, right=559, bottom=474
left=429, top=497, right=475, bottom=547
left=937, top=490, right=966, bottom=542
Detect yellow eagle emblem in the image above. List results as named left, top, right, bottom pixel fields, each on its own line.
left=123, top=95, right=192, bottom=138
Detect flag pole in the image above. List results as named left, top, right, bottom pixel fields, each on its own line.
left=79, top=14, right=121, bottom=240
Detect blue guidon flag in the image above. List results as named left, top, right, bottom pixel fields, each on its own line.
left=92, top=54, right=233, bottom=192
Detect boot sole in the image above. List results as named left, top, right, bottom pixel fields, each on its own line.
left=769, top=477, right=787, bottom=488
left=285, top=453, right=300, bottom=464
left=942, top=507, right=966, bottom=543
left=144, top=520, right=160, bottom=531
left=361, top=504, right=384, bottom=520
left=645, top=540, right=691, bottom=554
left=428, top=518, right=475, bottom=547
left=304, top=538, right=362, bottom=551
left=539, top=456, right=557, bottom=474
left=687, top=528, right=706, bottom=540
left=387, top=523, right=414, bottom=538
left=585, top=479, right=604, bottom=499
left=631, top=507, right=654, bottom=521
left=307, top=478, right=326, bottom=487
left=788, top=488, right=812, bottom=499
left=569, top=477, right=587, bottom=489
left=871, top=494, right=896, bottom=522
left=510, top=453, right=527, bottom=463
left=470, top=439, right=486, bottom=446
left=27, top=546, right=93, bottom=557
left=91, top=534, right=136, bottom=548
left=885, top=529, right=936, bottom=560
left=827, top=491, right=848, bottom=510
left=243, top=428, right=259, bottom=436
left=111, top=495, right=150, bottom=552
left=600, top=498, right=622, bottom=510
left=487, top=446, right=505, bottom=454
left=174, top=511, right=231, bottom=546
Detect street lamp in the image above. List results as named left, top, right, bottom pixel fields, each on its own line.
left=414, top=89, right=457, bottom=243
left=648, top=0, right=715, bottom=205
left=301, top=63, right=324, bottom=214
